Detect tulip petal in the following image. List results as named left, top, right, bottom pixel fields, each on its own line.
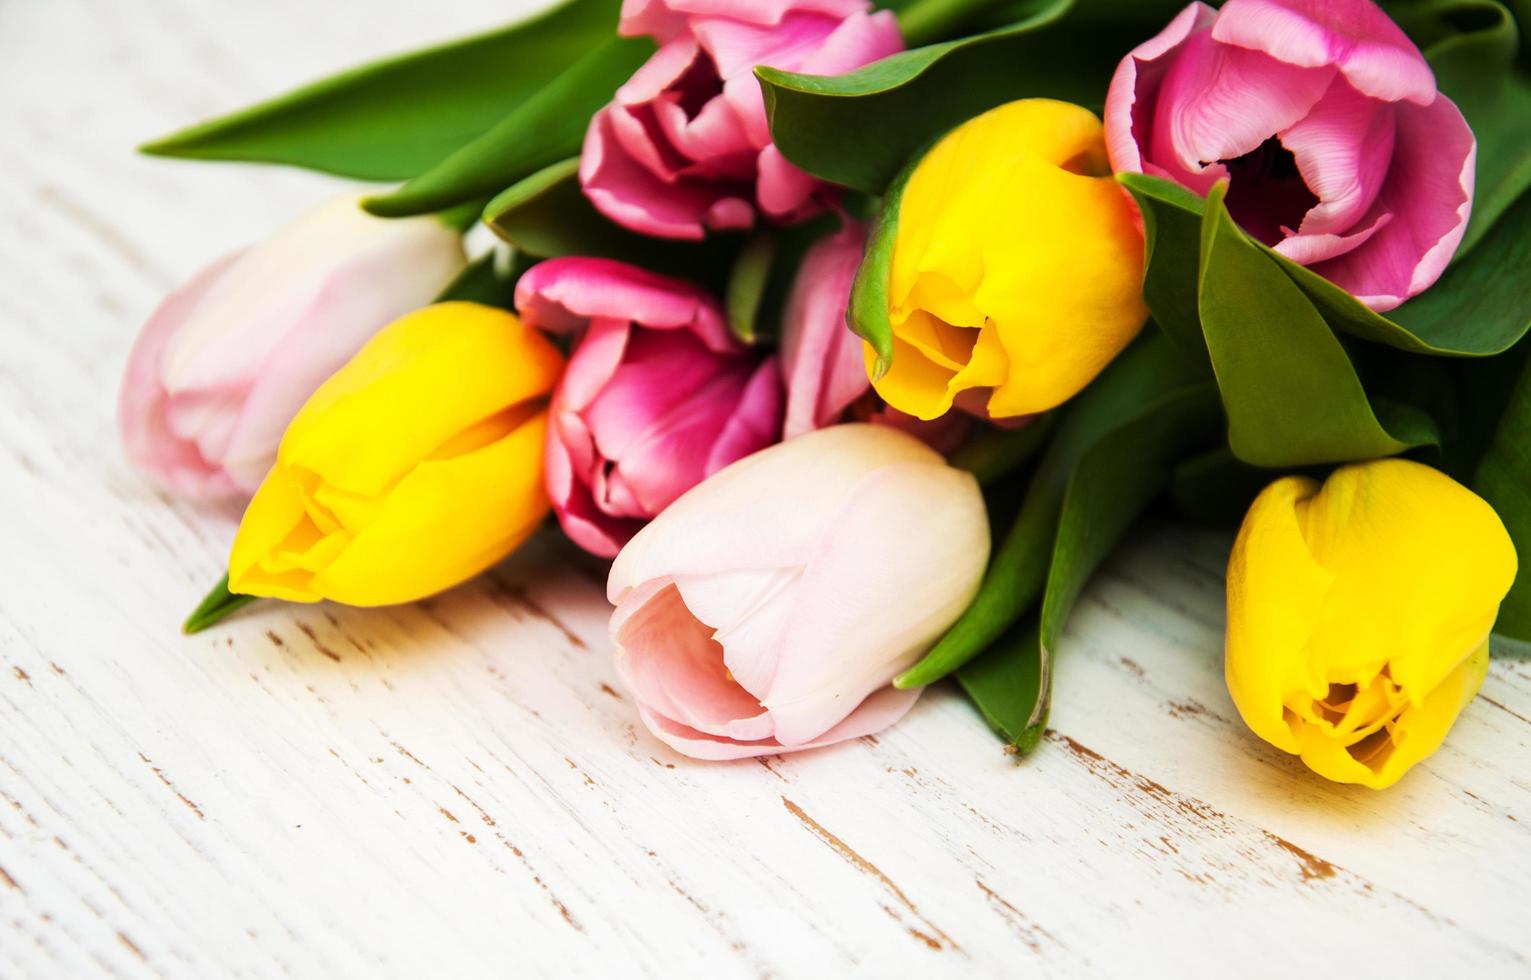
left=635, top=684, right=919, bottom=760
left=765, top=459, right=987, bottom=745
left=608, top=424, right=946, bottom=601
left=118, top=249, right=247, bottom=498
left=1105, top=2, right=1218, bottom=176
left=674, top=565, right=801, bottom=697
left=1210, top=0, right=1436, bottom=106
left=705, top=356, right=783, bottom=472
left=516, top=256, right=734, bottom=352
left=1307, top=94, right=1475, bottom=312
left=611, top=579, right=774, bottom=739
left=779, top=221, right=870, bottom=437
left=1153, top=30, right=1335, bottom=186
left=581, top=107, right=718, bottom=241
left=622, top=0, right=872, bottom=40
left=1274, top=75, right=1394, bottom=242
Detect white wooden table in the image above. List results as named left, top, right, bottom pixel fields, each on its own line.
left=2, top=1, right=1528, bottom=976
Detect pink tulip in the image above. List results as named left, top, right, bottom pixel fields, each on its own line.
left=118, top=195, right=467, bottom=498
left=778, top=219, right=973, bottom=452
left=1105, top=0, right=1475, bottom=311
left=580, top=0, right=904, bottom=240
left=779, top=220, right=870, bottom=438
left=516, top=257, right=782, bottom=558
left=607, top=424, right=989, bottom=759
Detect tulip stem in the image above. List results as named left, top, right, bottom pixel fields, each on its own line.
left=183, top=574, right=259, bottom=634
left=950, top=413, right=1057, bottom=488
left=896, top=0, right=1011, bottom=46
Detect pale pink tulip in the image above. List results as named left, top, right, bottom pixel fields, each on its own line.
left=608, top=424, right=989, bottom=759
left=516, top=258, right=782, bottom=558
left=1105, top=0, right=1475, bottom=311
left=580, top=0, right=903, bottom=240
left=118, top=195, right=466, bottom=498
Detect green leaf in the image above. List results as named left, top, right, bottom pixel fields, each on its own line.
left=948, top=413, right=1059, bottom=487
left=1278, top=188, right=1531, bottom=358
left=434, top=249, right=533, bottom=309
left=1124, top=171, right=1531, bottom=362
left=482, top=158, right=738, bottom=286
left=955, top=352, right=1220, bottom=752
left=1472, top=337, right=1531, bottom=644
left=898, top=331, right=1214, bottom=689
left=1119, top=175, right=1212, bottom=366
left=1198, top=182, right=1437, bottom=466
left=362, top=36, right=652, bottom=217
left=847, top=156, right=917, bottom=377
left=1169, top=447, right=1278, bottom=527
left=726, top=234, right=778, bottom=344
left=955, top=616, right=1049, bottom=754
left=183, top=575, right=258, bottom=635
left=759, top=0, right=1188, bottom=194
left=140, top=0, right=621, bottom=180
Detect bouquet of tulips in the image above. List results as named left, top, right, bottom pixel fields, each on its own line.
left=122, top=0, right=1531, bottom=789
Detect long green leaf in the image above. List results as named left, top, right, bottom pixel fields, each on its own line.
left=183, top=575, right=258, bottom=635
left=955, top=366, right=1220, bottom=752
left=141, top=0, right=621, bottom=180
left=363, top=36, right=652, bottom=217
left=759, top=0, right=1188, bottom=194
left=897, top=331, right=1210, bottom=688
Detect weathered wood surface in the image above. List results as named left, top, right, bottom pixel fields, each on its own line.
left=1, top=1, right=1528, bottom=976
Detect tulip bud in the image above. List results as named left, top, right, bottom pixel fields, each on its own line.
left=1226, top=459, right=1516, bottom=788
left=119, top=194, right=468, bottom=498
left=873, top=99, right=1148, bottom=421
left=607, top=424, right=989, bottom=759
left=516, top=258, right=782, bottom=558
left=228, top=302, right=563, bottom=606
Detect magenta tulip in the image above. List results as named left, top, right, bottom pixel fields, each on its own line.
left=579, top=0, right=903, bottom=240
left=516, top=258, right=782, bottom=557
left=1105, top=0, right=1475, bottom=311
left=118, top=195, right=466, bottom=499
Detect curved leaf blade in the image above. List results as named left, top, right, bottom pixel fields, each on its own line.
left=847, top=157, right=918, bottom=377
left=363, top=36, right=652, bottom=217
left=955, top=372, right=1219, bottom=752
left=183, top=575, right=258, bottom=635
left=1197, top=182, right=1437, bottom=466
left=141, top=0, right=621, bottom=180
left=897, top=331, right=1210, bottom=688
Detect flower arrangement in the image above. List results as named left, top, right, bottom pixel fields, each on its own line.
left=126, top=0, right=1531, bottom=790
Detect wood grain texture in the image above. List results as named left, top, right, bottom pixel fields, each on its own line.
left=0, top=1, right=1528, bottom=976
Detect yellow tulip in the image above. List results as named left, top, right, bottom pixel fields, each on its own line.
left=872, top=98, right=1148, bottom=421
left=1226, top=459, right=1516, bottom=789
left=229, top=302, right=563, bottom=606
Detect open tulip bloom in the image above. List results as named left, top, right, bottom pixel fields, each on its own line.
left=130, top=0, right=1531, bottom=785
